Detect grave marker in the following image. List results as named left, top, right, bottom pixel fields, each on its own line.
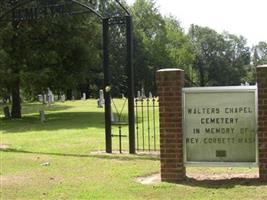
left=98, top=90, right=104, bottom=108
left=3, top=106, right=11, bottom=119
left=137, top=91, right=141, bottom=100
left=82, top=93, right=86, bottom=101
left=61, top=94, right=66, bottom=103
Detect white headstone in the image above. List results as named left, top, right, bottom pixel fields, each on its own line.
left=43, top=94, right=48, bottom=104
left=47, top=88, right=54, bottom=106
left=141, top=88, right=146, bottom=99
left=149, top=92, right=153, bottom=99
left=99, top=90, right=104, bottom=107
left=137, top=91, right=141, bottom=100
left=82, top=93, right=86, bottom=101
left=38, top=95, right=43, bottom=102
left=61, top=94, right=66, bottom=103
left=39, top=110, right=45, bottom=122
left=111, top=107, right=115, bottom=123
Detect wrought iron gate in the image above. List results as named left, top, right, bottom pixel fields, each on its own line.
left=135, top=96, right=159, bottom=152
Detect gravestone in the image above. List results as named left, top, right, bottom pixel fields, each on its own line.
left=149, top=92, right=153, bottom=99
left=47, top=88, right=54, bottom=106
left=61, top=94, right=66, bottom=103
left=39, top=110, right=45, bottom=122
left=3, top=106, right=11, bottom=119
left=137, top=91, right=141, bottom=100
left=141, top=88, right=146, bottom=99
left=43, top=94, right=48, bottom=104
left=98, top=90, right=104, bottom=108
left=82, top=93, right=86, bottom=101
left=38, top=94, right=43, bottom=102
left=48, top=95, right=52, bottom=107
left=111, top=107, right=115, bottom=123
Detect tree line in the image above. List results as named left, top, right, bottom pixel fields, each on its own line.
left=0, top=0, right=267, bottom=118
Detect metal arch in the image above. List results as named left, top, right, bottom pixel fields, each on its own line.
left=0, top=0, right=34, bottom=21
left=69, top=0, right=103, bottom=19
left=0, top=0, right=131, bottom=22
left=114, top=0, right=130, bottom=16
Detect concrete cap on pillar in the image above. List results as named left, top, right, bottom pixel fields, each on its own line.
left=157, top=68, right=184, bottom=72
left=257, top=65, right=267, bottom=68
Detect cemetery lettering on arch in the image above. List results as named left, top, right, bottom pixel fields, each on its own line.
left=10, top=0, right=100, bottom=22
left=184, top=89, right=257, bottom=163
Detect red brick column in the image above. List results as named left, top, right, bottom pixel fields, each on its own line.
left=156, top=69, right=185, bottom=182
left=257, top=65, right=267, bottom=181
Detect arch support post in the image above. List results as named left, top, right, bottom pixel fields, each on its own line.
left=103, top=18, right=112, bottom=154
left=126, top=15, right=135, bottom=154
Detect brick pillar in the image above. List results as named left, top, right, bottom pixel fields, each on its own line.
left=156, top=68, right=185, bottom=182
left=257, top=65, right=267, bottom=181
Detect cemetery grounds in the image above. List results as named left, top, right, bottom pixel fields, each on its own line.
left=0, top=100, right=267, bottom=200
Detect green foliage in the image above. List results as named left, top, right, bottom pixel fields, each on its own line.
left=252, top=41, right=267, bottom=66
left=164, top=16, right=196, bottom=86
left=131, top=0, right=195, bottom=91
left=188, top=25, right=251, bottom=86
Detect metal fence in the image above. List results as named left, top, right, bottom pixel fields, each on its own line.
left=135, top=97, right=159, bottom=152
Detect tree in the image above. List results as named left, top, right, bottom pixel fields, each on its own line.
left=131, top=0, right=170, bottom=93
left=252, top=41, right=267, bottom=66
left=188, top=25, right=251, bottom=86
left=0, top=12, right=102, bottom=117
left=130, top=0, right=195, bottom=92
left=164, top=16, right=196, bottom=86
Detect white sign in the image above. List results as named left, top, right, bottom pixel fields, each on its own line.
left=183, top=86, right=257, bottom=167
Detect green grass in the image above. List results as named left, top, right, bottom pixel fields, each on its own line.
left=1, top=100, right=266, bottom=200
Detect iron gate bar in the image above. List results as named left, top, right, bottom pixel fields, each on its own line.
left=152, top=98, right=156, bottom=151
left=147, top=98, right=151, bottom=151
left=141, top=99, right=145, bottom=151
left=135, top=98, right=139, bottom=150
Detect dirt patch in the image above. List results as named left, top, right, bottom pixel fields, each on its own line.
left=136, top=173, right=260, bottom=185
left=0, top=144, right=10, bottom=150
left=136, top=173, right=161, bottom=185
left=187, top=173, right=259, bottom=180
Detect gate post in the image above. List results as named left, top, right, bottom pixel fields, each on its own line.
left=126, top=15, right=136, bottom=154
left=257, top=65, right=267, bottom=181
left=103, top=18, right=112, bottom=154
left=156, top=69, right=186, bottom=182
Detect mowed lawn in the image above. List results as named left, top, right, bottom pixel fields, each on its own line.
left=0, top=100, right=266, bottom=200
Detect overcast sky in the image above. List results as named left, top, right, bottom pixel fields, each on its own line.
left=126, top=0, right=267, bottom=47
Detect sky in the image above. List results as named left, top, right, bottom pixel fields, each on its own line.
left=126, top=0, right=267, bottom=47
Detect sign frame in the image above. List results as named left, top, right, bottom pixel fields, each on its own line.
left=182, top=86, right=258, bottom=167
